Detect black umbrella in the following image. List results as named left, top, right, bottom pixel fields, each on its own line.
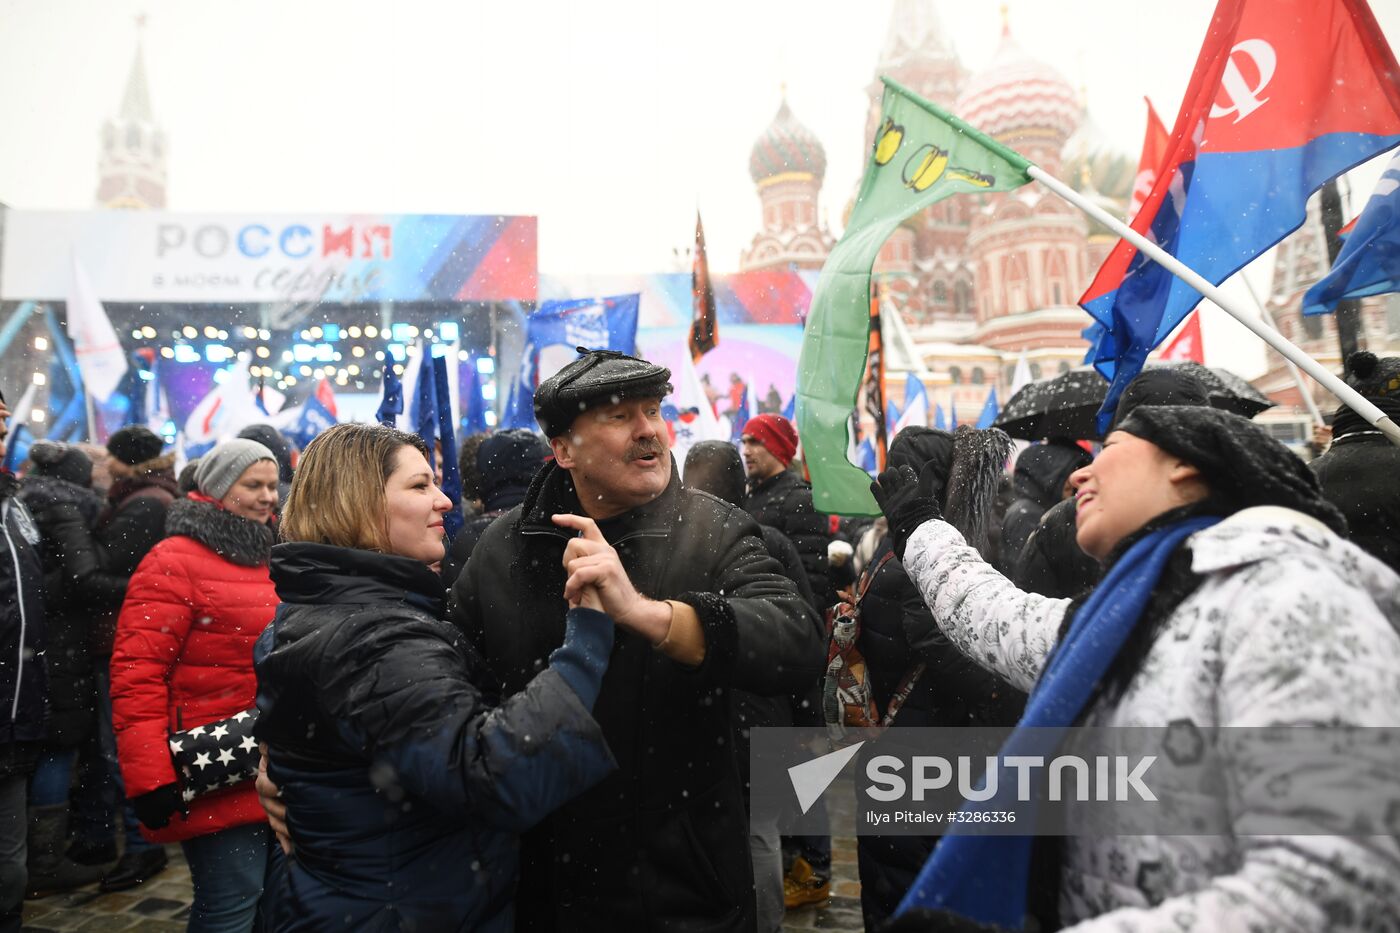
left=1143, top=361, right=1274, bottom=418
left=992, top=369, right=1110, bottom=441
left=993, top=363, right=1275, bottom=441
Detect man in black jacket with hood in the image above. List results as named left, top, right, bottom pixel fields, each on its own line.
left=449, top=349, right=824, bottom=932
left=0, top=388, right=47, bottom=932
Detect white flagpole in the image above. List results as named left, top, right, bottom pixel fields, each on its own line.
left=1235, top=274, right=1326, bottom=428
left=1028, top=165, right=1400, bottom=448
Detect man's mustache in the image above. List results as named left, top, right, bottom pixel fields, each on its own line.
left=625, top=440, right=665, bottom=461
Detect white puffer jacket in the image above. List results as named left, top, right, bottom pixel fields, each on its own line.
left=902, top=506, right=1400, bottom=932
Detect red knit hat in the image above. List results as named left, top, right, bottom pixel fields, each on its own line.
left=742, top=414, right=798, bottom=466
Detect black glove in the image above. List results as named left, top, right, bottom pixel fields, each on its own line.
left=870, top=464, right=943, bottom=562
left=131, top=783, right=183, bottom=830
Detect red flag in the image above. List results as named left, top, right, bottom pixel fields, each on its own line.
left=315, top=377, right=339, bottom=419
left=688, top=212, right=719, bottom=362
left=1158, top=310, right=1205, bottom=363
left=1127, top=99, right=1170, bottom=220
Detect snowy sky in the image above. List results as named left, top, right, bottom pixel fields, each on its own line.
left=2, top=0, right=1399, bottom=377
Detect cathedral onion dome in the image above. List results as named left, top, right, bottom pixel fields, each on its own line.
left=1063, top=106, right=1134, bottom=199
left=954, top=28, right=1080, bottom=148
left=749, top=98, right=827, bottom=187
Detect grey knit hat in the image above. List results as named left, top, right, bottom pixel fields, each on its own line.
left=194, top=439, right=276, bottom=500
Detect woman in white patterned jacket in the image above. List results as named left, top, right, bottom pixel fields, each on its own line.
left=870, top=405, right=1400, bottom=933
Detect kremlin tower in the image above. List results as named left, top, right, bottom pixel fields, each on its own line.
left=96, top=31, right=167, bottom=209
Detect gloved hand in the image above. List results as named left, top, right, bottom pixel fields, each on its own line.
left=870, top=463, right=943, bottom=561
left=131, top=783, right=183, bottom=830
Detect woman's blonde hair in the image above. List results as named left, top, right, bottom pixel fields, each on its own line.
left=280, top=422, right=429, bottom=551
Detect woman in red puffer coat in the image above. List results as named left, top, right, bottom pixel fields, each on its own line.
left=112, top=438, right=280, bottom=933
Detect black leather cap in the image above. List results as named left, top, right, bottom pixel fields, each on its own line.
left=534, top=348, right=673, bottom=437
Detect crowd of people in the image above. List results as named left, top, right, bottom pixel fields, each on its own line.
left=0, top=344, right=1397, bottom=932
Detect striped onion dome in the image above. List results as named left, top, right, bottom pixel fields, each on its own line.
left=749, top=98, right=827, bottom=186
left=955, top=29, right=1080, bottom=146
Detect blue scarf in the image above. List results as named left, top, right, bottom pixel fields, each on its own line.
left=895, top=516, right=1219, bottom=928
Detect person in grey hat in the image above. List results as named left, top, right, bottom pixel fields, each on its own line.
left=193, top=438, right=278, bottom=518
left=428, top=348, right=822, bottom=930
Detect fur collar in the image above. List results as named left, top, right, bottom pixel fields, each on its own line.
left=165, top=496, right=273, bottom=567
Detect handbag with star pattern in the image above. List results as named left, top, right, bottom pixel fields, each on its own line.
left=167, top=708, right=261, bottom=802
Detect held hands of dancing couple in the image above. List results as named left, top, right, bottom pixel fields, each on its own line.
left=553, top=513, right=706, bottom=666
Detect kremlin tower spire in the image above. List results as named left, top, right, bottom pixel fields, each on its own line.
left=96, top=17, right=167, bottom=209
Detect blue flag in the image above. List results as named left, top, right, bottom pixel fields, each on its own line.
left=502, top=294, right=641, bottom=430
left=975, top=388, right=999, bottom=429
left=285, top=394, right=337, bottom=450
left=412, top=347, right=439, bottom=467
left=1304, top=151, right=1400, bottom=314
left=933, top=403, right=947, bottom=432
left=377, top=364, right=403, bottom=426
left=782, top=392, right=796, bottom=422
left=431, top=353, right=464, bottom=542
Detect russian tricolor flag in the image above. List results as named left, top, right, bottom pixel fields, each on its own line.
left=1080, top=0, right=1400, bottom=428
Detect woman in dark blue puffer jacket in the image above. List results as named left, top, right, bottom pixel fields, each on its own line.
left=254, top=423, right=616, bottom=932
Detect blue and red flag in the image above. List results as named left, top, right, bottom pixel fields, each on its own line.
left=1080, top=0, right=1400, bottom=429
left=1303, top=150, right=1400, bottom=314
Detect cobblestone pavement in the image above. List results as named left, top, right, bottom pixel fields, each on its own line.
left=22, top=846, right=192, bottom=932
left=22, top=830, right=868, bottom=932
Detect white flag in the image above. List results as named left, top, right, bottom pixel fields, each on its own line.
left=892, top=373, right=928, bottom=435
left=66, top=253, right=128, bottom=402
left=1009, top=353, right=1033, bottom=398
left=7, top=382, right=39, bottom=426
left=668, top=352, right=726, bottom=464
left=184, top=354, right=263, bottom=449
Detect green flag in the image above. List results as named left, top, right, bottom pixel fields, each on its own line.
left=796, top=77, right=1034, bottom=515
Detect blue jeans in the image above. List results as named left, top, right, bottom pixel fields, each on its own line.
left=180, top=822, right=271, bottom=933
left=27, top=748, right=77, bottom=809
left=70, top=662, right=154, bottom=853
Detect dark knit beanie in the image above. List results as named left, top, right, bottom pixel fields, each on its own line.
left=28, top=441, right=93, bottom=488
left=741, top=414, right=799, bottom=466
left=107, top=425, right=165, bottom=466
left=1117, top=405, right=1346, bottom=534
left=534, top=348, right=672, bottom=438
left=1343, top=351, right=1400, bottom=399
left=476, top=429, right=551, bottom=512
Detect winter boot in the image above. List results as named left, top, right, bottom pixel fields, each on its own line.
left=783, top=855, right=831, bottom=910
left=25, top=805, right=104, bottom=898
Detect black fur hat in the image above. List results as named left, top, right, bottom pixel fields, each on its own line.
left=28, top=441, right=93, bottom=488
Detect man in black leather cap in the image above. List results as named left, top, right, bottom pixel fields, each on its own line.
left=449, top=348, right=824, bottom=932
